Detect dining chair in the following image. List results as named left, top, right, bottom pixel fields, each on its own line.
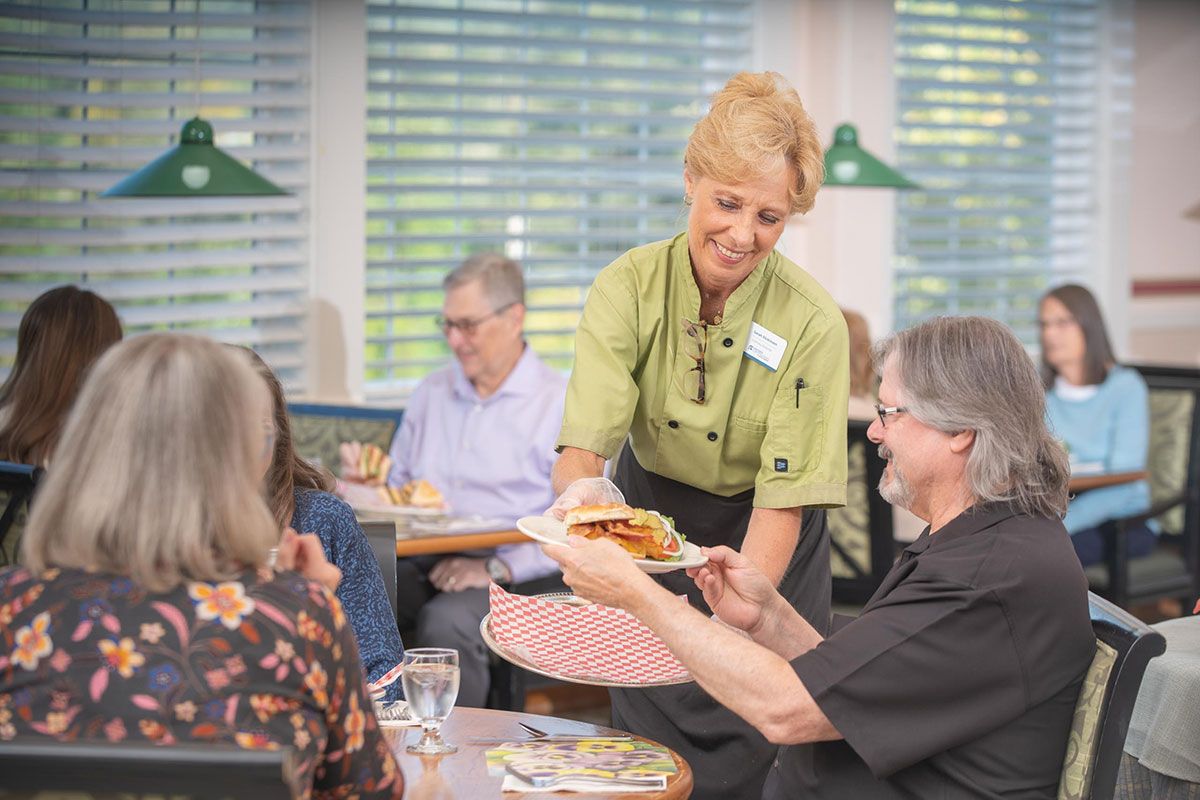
left=362, top=519, right=400, bottom=626
left=286, top=402, right=403, bottom=478
left=1085, top=364, right=1200, bottom=611
left=0, top=459, right=42, bottom=567
left=1057, top=592, right=1166, bottom=800
left=827, top=420, right=895, bottom=605
left=0, top=739, right=299, bottom=799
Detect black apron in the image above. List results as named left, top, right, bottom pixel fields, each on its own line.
left=611, top=441, right=831, bottom=800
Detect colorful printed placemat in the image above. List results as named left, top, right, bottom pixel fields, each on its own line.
left=486, top=739, right=676, bottom=791
left=488, top=583, right=692, bottom=685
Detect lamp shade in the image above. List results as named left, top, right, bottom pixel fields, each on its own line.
left=101, top=118, right=287, bottom=197
left=822, top=124, right=918, bottom=189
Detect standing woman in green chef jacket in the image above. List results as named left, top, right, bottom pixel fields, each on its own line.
left=547, top=71, right=848, bottom=800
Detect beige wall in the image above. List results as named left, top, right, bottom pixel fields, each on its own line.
left=1127, top=0, right=1200, bottom=366
left=757, top=0, right=899, bottom=343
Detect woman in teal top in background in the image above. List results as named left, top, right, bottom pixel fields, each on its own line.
left=1040, top=283, right=1153, bottom=566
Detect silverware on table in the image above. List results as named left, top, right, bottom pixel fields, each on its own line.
left=466, top=735, right=634, bottom=745
left=517, top=721, right=632, bottom=741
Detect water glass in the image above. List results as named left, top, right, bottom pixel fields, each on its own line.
left=401, top=648, right=460, bottom=755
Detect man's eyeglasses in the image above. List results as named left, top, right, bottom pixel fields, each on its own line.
left=434, top=303, right=515, bottom=337
left=875, top=404, right=908, bottom=427
left=680, top=317, right=707, bottom=405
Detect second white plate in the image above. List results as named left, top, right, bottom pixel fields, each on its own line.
left=516, top=516, right=707, bottom=574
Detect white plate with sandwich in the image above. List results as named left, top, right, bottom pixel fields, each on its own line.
left=350, top=478, right=449, bottom=518
left=517, top=503, right=707, bottom=574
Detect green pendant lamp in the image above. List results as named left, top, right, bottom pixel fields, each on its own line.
left=101, top=117, right=287, bottom=197
left=101, top=3, right=286, bottom=198
left=822, top=123, right=918, bottom=189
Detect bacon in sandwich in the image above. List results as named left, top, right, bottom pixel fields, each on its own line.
left=563, top=503, right=684, bottom=561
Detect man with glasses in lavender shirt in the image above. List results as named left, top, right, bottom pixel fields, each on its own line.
left=344, top=253, right=566, bottom=707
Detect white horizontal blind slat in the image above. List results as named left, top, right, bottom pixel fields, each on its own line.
left=892, top=0, right=1128, bottom=343
left=364, top=0, right=754, bottom=399
left=0, top=1, right=312, bottom=388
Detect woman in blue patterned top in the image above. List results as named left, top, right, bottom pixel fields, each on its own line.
left=245, top=350, right=406, bottom=701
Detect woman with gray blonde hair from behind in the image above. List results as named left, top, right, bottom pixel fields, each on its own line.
left=3, top=334, right=402, bottom=798
left=871, top=315, right=1070, bottom=519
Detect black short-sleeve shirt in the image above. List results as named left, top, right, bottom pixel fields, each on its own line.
left=766, top=502, right=1096, bottom=800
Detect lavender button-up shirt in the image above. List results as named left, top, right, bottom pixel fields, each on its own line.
left=387, top=344, right=566, bottom=583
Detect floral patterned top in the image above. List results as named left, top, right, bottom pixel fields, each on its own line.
left=0, top=564, right=403, bottom=800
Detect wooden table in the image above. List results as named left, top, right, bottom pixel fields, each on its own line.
left=393, top=529, right=528, bottom=558
left=1068, top=470, right=1148, bottom=492
left=352, top=513, right=528, bottom=558
left=381, top=707, right=693, bottom=799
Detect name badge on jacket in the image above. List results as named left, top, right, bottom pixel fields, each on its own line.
left=743, top=321, right=787, bottom=372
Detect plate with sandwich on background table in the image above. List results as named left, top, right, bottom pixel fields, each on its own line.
left=350, top=477, right=449, bottom=518
left=517, top=503, right=707, bottom=573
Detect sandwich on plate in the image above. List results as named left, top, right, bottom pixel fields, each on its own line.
left=376, top=478, right=444, bottom=509
left=563, top=503, right=686, bottom=561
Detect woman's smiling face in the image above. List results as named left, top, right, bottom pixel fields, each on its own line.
left=683, top=167, right=793, bottom=296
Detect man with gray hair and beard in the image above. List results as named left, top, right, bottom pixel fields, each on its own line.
left=543, top=316, right=1097, bottom=799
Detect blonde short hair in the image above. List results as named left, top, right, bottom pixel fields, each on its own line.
left=685, top=71, right=825, bottom=215
left=22, top=334, right=279, bottom=591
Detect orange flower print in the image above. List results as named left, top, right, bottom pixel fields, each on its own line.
left=235, top=730, right=280, bottom=750
left=249, top=693, right=295, bottom=723
left=188, top=581, right=256, bottom=630
left=97, top=637, right=145, bottom=678
left=174, top=701, right=197, bottom=722
left=296, top=611, right=322, bottom=642
left=138, top=719, right=173, bottom=743
left=304, top=661, right=329, bottom=709
left=12, top=612, right=54, bottom=670
left=328, top=594, right=346, bottom=630
left=344, top=691, right=365, bottom=754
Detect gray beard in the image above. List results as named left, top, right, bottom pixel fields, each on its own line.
left=878, top=445, right=916, bottom=510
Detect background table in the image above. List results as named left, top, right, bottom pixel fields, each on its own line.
left=393, top=529, right=527, bottom=558
left=352, top=513, right=529, bottom=557
left=381, top=707, right=693, bottom=799
left=1068, top=470, right=1148, bottom=492
left=1117, top=615, right=1200, bottom=799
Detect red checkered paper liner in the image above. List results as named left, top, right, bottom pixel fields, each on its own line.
left=488, top=583, right=692, bottom=685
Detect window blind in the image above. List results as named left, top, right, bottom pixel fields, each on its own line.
left=892, top=0, right=1132, bottom=343
left=0, top=1, right=312, bottom=388
left=364, top=0, right=754, bottom=398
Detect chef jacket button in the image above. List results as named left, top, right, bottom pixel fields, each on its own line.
left=723, top=337, right=734, bottom=348
left=668, top=420, right=679, bottom=429
left=707, top=431, right=718, bottom=442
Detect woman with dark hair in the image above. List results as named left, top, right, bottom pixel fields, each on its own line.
left=242, top=349, right=406, bottom=701
left=0, top=286, right=122, bottom=564
left=0, top=285, right=122, bottom=466
left=1040, top=283, right=1153, bottom=566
